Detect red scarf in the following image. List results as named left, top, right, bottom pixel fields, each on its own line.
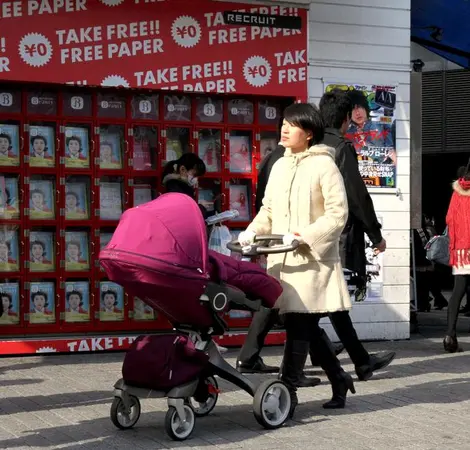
left=447, top=178, right=470, bottom=267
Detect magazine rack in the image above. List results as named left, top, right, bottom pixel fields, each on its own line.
left=0, top=85, right=292, bottom=338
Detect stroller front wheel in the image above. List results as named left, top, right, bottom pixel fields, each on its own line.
left=110, top=395, right=141, bottom=430
left=165, top=405, right=196, bottom=441
left=188, top=376, right=219, bottom=417
left=253, top=379, right=291, bottom=429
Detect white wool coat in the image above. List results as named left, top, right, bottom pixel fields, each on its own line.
left=246, top=144, right=352, bottom=315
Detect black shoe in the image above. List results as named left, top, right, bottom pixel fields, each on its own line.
left=355, top=351, right=396, bottom=381
left=295, top=373, right=321, bottom=388
left=322, top=372, right=356, bottom=409
left=236, top=358, right=279, bottom=374
left=310, top=343, right=344, bottom=366
left=434, top=300, right=448, bottom=310
left=443, top=335, right=462, bottom=353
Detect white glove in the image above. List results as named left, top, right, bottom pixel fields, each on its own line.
left=238, top=230, right=256, bottom=247
left=283, top=233, right=304, bottom=246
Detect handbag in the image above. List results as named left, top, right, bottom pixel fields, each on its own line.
left=425, top=227, right=450, bottom=266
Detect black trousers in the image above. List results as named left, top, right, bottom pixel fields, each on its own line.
left=446, top=275, right=470, bottom=337
left=237, top=306, right=279, bottom=365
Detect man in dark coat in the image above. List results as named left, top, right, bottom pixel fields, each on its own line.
left=237, top=92, right=395, bottom=382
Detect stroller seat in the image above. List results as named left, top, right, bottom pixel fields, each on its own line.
left=208, top=250, right=281, bottom=309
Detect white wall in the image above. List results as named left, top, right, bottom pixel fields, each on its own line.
left=411, top=42, right=463, bottom=72
left=308, top=0, right=412, bottom=340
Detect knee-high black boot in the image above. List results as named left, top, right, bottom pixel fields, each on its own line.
left=280, top=339, right=310, bottom=419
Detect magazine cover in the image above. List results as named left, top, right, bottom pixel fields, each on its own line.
left=195, top=97, right=223, bottom=123
left=0, top=124, right=20, bottom=167
left=64, top=127, right=90, bottom=168
left=0, top=282, right=20, bottom=325
left=0, top=229, right=19, bottom=272
left=132, top=126, right=156, bottom=170
left=2, top=177, right=19, bottom=219
left=64, top=281, right=90, bottom=323
left=99, top=182, right=123, bottom=220
left=100, top=232, right=113, bottom=251
left=65, top=231, right=89, bottom=271
left=198, top=189, right=216, bottom=213
left=29, top=231, right=55, bottom=272
left=228, top=99, right=254, bottom=124
left=0, top=176, right=5, bottom=217
left=29, top=125, right=55, bottom=167
left=164, top=95, right=191, bottom=122
left=131, top=94, right=159, bottom=121
left=100, top=282, right=124, bottom=322
left=99, top=132, right=122, bottom=169
left=229, top=184, right=250, bottom=222
left=65, top=182, right=89, bottom=220
left=133, top=297, right=155, bottom=321
left=30, top=179, right=55, bottom=220
left=229, top=135, right=251, bottom=173
left=133, top=185, right=152, bottom=207
left=260, top=135, right=278, bottom=161
left=29, top=281, right=55, bottom=324
left=199, top=136, right=221, bottom=172
left=258, top=101, right=280, bottom=126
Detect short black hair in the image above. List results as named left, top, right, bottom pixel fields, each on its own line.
left=319, top=89, right=353, bottom=129
left=348, top=89, right=370, bottom=117
left=162, top=153, right=206, bottom=181
left=457, top=165, right=470, bottom=180
left=283, top=103, right=324, bottom=146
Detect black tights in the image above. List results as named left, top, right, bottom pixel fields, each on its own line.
left=446, top=275, right=470, bottom=337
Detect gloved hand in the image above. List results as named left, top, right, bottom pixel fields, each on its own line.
left=283, top=233, right=304, bottom=247
left=238, top=230, right=256, bottom=247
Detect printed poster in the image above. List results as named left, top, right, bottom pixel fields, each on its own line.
left=100, top=282, right=124, bottom=322
left=29, top=282, right=55, bottom=324
left=65, top=182, right=89, bottom=220
left=30, top=231, right=55, bottom=272
left=0, top=283, right=20, bottom=325
left=133, top=297, right=156, bottom=321
left=0, top=228, right=19, bottom=272
left=229, top=184, right=251, bottom=222
left=229, top=135, right=252, bottom=173
left=99, top=132, right=123, bottom=169
left=0, top=124, right=20, bottom=167
left=323, top=81, right=397, bottom=189
left=29, top=125, right=56, bottom=167
left=64, top=281, right=90, bottom=323
left=29, top=179, right=55, bottom=220
left=1, top=177, right=20, bottom=219
left=100, top=182, right=123, bottom=220
left=64, top=127, right=90, bottom=168
left=65, top=231, right=89, bottom=272
left=133, top=185, right=152, bottom=207
left=0, top=2, right=307, bottom=98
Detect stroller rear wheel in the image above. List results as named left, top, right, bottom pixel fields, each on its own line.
left=253, top=379, right=291, bottom=429
left=110, top=395, right=141, bottom=429
left=165, top=405, right=196, bottom=441
left=188, top=376, right=219, bottom=417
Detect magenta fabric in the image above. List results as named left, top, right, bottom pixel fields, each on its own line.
left=208, top=251, right=283, bottom=308
left=122, top=334, right=209, bottom=390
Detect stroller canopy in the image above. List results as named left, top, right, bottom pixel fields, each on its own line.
left=100, top=193, right=209, bottom=283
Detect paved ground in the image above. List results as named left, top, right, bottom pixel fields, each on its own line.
left=1, top=312, right=470, bottom=450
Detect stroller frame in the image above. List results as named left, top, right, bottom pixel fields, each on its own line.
left=111, top=281, right=292, bottom=441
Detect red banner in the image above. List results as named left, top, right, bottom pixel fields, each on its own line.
left=0, top=0, right=307, bottom=98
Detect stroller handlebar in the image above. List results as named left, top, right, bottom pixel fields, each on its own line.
left=226, top=235, right=300, bottom=257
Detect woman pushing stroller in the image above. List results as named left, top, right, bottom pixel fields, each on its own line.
left=238, top=103, right=355, bottom=419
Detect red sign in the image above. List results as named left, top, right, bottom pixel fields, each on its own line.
left=0, top=0, right=307, bottom=98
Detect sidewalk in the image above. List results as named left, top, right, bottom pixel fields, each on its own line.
left=1, top=313, right=470, bottom=450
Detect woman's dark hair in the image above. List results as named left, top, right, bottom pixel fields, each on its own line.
left=101, top=289, right=117, bottom=305
left=162, top=153, right=206, bottom=181
left=319, top=89, right=353, bottom=129
left=457, top=165, right=470, bottom=180
left=283, top=103, right=325, bottom=146
left=31, top=135, right=47, bottom=147
left=1, top=292, right=12, bottom=309
left=347, top=89, right=370, bottom=117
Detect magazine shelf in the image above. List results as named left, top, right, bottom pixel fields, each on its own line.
left=0, top=84, right=293, bottom=337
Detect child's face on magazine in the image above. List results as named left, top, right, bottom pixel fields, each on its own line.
left=32, top=192, right=44, bottom=208
left=100, top=145, right=112, bottom=161
left=32, top=244, right=43, bottom=259
left=67, top=244, right=79, bottom=259
left=69, top=294, right=81, bottom=310
left=2, top=296, right=9, bottom=310
left=33, top=295, right=46, bottom=311
left=0, top=243, right=8, bottom=260
left=33, top=139, right=45, bottom=155
left=0, top=137, right=9, bottom=153
left=103, top=293, right=115, bottom=308
left=66, top=194, right=77, bottom=209
left=68, top=140, right=80, bottom=156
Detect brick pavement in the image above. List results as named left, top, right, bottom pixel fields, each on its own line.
left=1, top=313, right=470, bottom=450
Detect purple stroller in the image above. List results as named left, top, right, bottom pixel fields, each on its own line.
left=99, top=193, right=299, bottom=440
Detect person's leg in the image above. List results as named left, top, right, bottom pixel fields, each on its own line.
left=280, top=313, right=313, bottom=418
left=444, top=275, right=468, bottom=352
left=236, top=307, right=279, bottom=373
left=309, top=329, right=344, bottom=366
left=307, top=314, right=356, bottom=409
left=429, top=268, right=448, bottom=309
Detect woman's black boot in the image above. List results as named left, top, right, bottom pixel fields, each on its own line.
left=280, top=339, right=309, bottom=419
left=323, top=371, right=356, bottom=409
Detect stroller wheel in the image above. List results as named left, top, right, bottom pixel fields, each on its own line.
left=253, top=379, right=291, bottom=429
left=165, top=405, right=196, bottom=441
left=110, top=395, right=141, bottom=430
left=188, top=376, right=219, bottom=417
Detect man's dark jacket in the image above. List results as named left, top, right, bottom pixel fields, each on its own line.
left=254, top=129, right=382, bottom=276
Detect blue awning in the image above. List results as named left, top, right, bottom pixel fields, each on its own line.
left=412, top=0, right=470, bottom=67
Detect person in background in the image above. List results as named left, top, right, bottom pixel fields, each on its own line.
left=443, top=165, right=470, bottom=352
left=239, top=103, right=355, bottom=418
